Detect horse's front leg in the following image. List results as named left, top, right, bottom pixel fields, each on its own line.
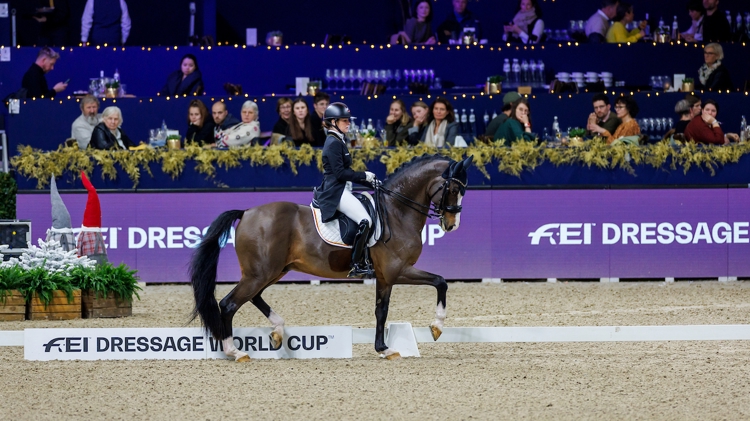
left=395, top=265, right=448, bottom=341
left=374, top=280, right=400, bottom=359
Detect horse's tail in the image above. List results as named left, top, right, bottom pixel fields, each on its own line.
left=189, top=209, right=245, bottom=339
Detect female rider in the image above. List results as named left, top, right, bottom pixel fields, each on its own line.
left=314, top=103, right=378, bottom=277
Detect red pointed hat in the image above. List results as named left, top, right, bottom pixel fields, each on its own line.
left=81, top=171, right=101, bottom=228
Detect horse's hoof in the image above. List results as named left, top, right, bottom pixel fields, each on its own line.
left=430, top=324, right=442, bottom=341
left=236, top=355, right=251, bottom=362
left=270, top=331, right=283, bottom=349
left=379, top=350, right=401, bottom=360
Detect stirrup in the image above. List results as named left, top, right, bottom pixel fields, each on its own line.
left=348, top=262, right=375, bottom=278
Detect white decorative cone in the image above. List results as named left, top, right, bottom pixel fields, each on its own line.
left=385, top=322, right=420, bottom=357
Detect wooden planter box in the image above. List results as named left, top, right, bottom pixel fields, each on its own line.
left=81, top=290, right=132, bottom=318
left=0, top=290, right=26, bottom=321
left=26, top=290, right=81, bottom=321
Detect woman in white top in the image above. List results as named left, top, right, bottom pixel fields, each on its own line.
left=503, top=0, right=545, bottom=44
left=219, top=101, right=260, bottom=148
left=681, top=0, right=705, bottom=42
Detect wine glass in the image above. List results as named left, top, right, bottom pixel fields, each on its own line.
left=332, top=69, right=340, bottom=90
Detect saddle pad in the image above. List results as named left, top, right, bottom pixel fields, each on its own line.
left=311, top=192, right=380, bottom=249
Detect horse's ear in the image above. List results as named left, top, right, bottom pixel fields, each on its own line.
left=442, top=161, right=457, bottom=179
left=453, top=160, right=464, bottom=176
left=462, top=155, right=474, bottom=168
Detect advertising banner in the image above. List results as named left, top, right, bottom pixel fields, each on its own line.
left=24, top=326, right=352, bottom=361
left=16, top=189, right=750, bottom=280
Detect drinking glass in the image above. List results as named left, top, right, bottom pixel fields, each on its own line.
left=365, top=70, right=373, bottom=83
left=332, top=69, right=340, bottom=90
left=149, top=129, right=158, bottom=143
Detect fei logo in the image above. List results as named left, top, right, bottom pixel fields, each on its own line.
left=528, top=223, right=594, bottom=245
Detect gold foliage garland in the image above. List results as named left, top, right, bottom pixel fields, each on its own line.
left=11, top=139, right=750, bottom=189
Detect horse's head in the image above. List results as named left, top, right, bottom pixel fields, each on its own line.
left=433, top=155, right=473, bottom=232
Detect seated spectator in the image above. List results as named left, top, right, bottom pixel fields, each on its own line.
left=681, top=0, right=705, bottom=42
left=406, top=101, right=429, bottom=145
left=272, top=98, right=293, bottom=141
left=697, top=43, right=733, bottom=91
left=485, top=92, right=522, bottom=137
left=309, top=92, right=330, bottom=147
left=384, top=99, right=413, bottom=145
left=503, top=0, right=545, bottom=45
left=684, top=99, right=739, bottom=144
left=288, top=98, right=316, bottom=147
left=685, top=94, right=703, bottom=119
left=219, top=101, right=261, bottom=148
left=701, top=0, right=730, bottom=42
left=673, top=100, right=694, bottom=134
left=422, top=98, right=459, bottom=147
left=391, top=0, right=436, bottom=45
left=21, top=46, right=67, bottom=98
left=436, top=0, right=483, bottom=44
left=81, top=0, right=131, bottom=46
left=606, top=1, right=646, bottom=43
left=587, top=93, right=622, bottom=138
left=89, top=106, right=135, bottom=150
left=211, top=101, right=240, bottom=144
left=585, top=0, right=619, bottom=43
left=71, top=95, right=102, bottom=149
left=185, top=99, right=215, bottom=146
left=159, top=54, right=204, bottom=97
left=601, top=96, right=641, bottom=144
left=494, top=98, right=536, bottom=144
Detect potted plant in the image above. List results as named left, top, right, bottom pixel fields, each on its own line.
left=485, top=75, right=505, bottom=95
left=166, top=134, right=182, bottom=149
left=567, top=128, right=587, bottom=146
left=71, top=263, right=141, bottom=318
left=681, top=78, right=695, bottom=92
left=105, top=80, right=120, bottom=98
left=0, top=263, right=26, bottom=321
left=266, top=31, right=283, bottom=46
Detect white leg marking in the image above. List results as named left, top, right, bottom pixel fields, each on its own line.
left=222, top=337, right=248, bottom=361
left=268, top=311, right=285, bottom=342
left=433, top=302, right=446, bottom=331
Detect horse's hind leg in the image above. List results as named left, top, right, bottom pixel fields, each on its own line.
left=218, top=277, right=268, bottom=362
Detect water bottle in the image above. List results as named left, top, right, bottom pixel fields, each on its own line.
left=529, top=60, right=539, bottom=87
left=644, top=13, right=651, bottom=37
left=658, top=16, right=665, bottom=33
left=367, top=118, right=374, bottom=131
left=512, top=58, right=521, bottom=87
left=537, top=60, right=545, bottom=85
left=521, top=60, right=530, bottom=84
left=483, top=111, right=490, bottom=129
left=543, top=127, right=549, bottom=142
left=492, top=110, right=498, bottom=120
left=726, top=11, right=732, bottom=31
left=502, top=59, right=511, bottom=84
left=741, top=116, right=747, bottom=142
left=737, top=13, right=743, bottom=34
left=469, top=109, right=476, bottom=138
left=460, top=109, right=468, bottom=133
left=672, top=16, right=679, bottom=39
left=113, top=68, right=120, bottom=82
left=552, top=116, right=561, bottom=140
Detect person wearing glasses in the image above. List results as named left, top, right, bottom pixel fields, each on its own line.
left=494, top=98, right=536, bottom=144
left=697, top=43, right=733, bottom=91
left=600, top=96, right=640, bottom=145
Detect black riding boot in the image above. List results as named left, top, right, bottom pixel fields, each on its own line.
left=348, top=220, right=375, bottom=278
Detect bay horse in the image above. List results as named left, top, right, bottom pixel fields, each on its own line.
left=189, top=154, right=473, bottom=360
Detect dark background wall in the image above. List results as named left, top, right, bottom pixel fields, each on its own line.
left=6, top=0, right=750, bottom=46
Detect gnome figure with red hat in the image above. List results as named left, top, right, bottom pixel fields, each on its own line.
left=46, top=175, right=76, bottom=251
left=76, top=171, right=108, bottom=264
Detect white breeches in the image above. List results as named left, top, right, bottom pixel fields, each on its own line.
left=338, top=185, right=371, bottom=227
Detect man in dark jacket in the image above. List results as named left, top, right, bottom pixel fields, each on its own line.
left=701, top=0, right=731, bottom=42
left=436, top=0, right=483, bottom=43
left=21, top=47, right=67, bottom=98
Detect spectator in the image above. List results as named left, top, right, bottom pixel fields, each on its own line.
left=17, top=0, right=70, bottom=46
left=406, top=101, right=429, bottom=145
left=585, top=0, right=619, bottom=43
left=606, top=1, right=646, bottom=43
left=310, top=92, right=330, bottom=147
left=485, top=92, right=522, bottom=137
left=684, top=99, right=738, bottom=144
left=681, top=0, right=705, bottom=42
left=219, top=101, right=261, bottom=148
left=89, top=106, right=135, bottom=150
left=71, top=95, right=102, bottom=149
left=211, top=101, right=240, bottom=145
left=185, top=99, right=214, bottom=146
left=159, top=54, right=204, bottom=97
left=436, top=0, right=483, bottom=44
left=384, top=99, right=413, bottom=145
left=685, top=94, right=703, bottom=119
left=701, top=0, right=730, bottom=42
left=21, top=47, right=67, bottom=98
left=422, top=98, right=459, bottom=147
left=587, top=94, right=622, bottom=138
left=673, top=100, right=694, bottom=135
left=503, top=0, right=545, bottom=44
left=288, top=98, right=316, bottom=147
left=601, top=96, right=641, bottom=144
left=697, top=43, right=733, bottom=91
left=81, top=0, right=131, bottom=46
left=272, top=98, right=293, bottom=140
left=494, top=98, right=536, bottom=144
left=391, top=0, right=436, bottom=45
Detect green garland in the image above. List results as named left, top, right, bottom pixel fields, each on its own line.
left=11, top=139, right=750, bottom=189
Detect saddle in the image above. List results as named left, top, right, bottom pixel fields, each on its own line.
left=311, top=192, right=379, bottom=248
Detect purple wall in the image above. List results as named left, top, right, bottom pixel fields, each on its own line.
left=17, top=189, right=750, bottom=281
